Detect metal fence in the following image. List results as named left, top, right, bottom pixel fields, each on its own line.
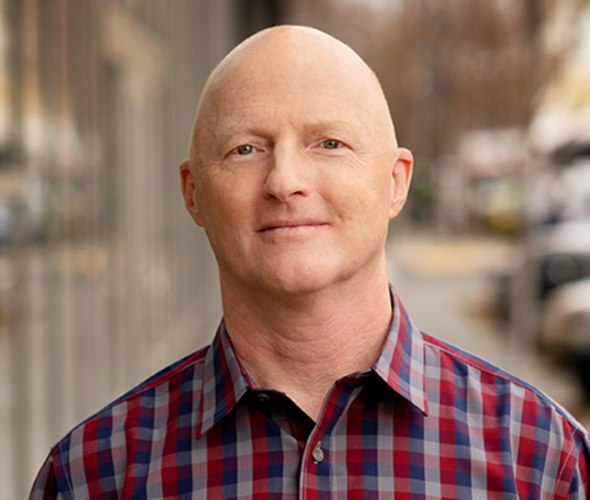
left=0, top=1, right=244, bottom=495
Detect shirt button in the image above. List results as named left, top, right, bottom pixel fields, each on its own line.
left=256, top=392, right=270, bottom=403
left=311, top=442, right=324, bottom=464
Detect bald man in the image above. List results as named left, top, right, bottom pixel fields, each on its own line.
left=31, top=26, right=589, bottom=499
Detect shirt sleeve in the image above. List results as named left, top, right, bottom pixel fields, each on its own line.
left=565, top=429, right=590, bottom=499
left=577, top=439, right=590, bottom=498
left=28, top=452, right=58, bottom=500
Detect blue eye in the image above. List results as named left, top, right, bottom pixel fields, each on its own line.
left=234, top=144, right=254, bottom=155
left=322, top=139, right=341, bottom=149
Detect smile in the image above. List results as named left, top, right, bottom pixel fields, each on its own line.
left=258, top=221, right=329, bottom=234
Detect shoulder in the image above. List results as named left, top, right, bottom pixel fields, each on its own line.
left=422, top=331, right=586, bottom=432
left=421, top=331, right=589, bottom=491
left=84, top=343, right=211, bottom=430
left=106, top=343, right=210, bottom=408
left=421, top=332, right=590, bottom=495
left=30, top=343, right=211, bottom=497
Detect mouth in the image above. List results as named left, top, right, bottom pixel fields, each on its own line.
left=258, top=221, right=329, bottom=233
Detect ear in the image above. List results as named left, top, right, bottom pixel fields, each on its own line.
left=388, top=147, right=413, bottom=220
left=179, top=158, right=204, bottom=227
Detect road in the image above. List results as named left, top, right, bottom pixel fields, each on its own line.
left=386, top=230, right=590, bottom=430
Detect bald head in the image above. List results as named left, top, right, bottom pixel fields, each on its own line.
left=179, top=25, right=413, bottom=300
left=189, top=25, right=397, bottom=167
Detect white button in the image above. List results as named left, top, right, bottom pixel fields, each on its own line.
left=256, top=392, right=270, bottom=403
left=311, top=443, right=324, bottom=464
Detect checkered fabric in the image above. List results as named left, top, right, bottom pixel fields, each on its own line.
left=31, top=287, right=590, bottom=499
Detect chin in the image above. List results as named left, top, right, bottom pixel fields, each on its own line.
left=254, top=262, right=354, bottom=298
left=266, top=277, right=330, bottom=297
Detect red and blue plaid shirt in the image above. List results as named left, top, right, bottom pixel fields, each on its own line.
left=31, top=288, right=589, bottom=498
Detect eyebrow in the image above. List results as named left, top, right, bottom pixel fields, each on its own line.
left=302, top=120, right=358, bottom=137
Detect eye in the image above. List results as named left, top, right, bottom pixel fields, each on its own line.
left=233, top=144, right=254, bottom=155
left=322, top=139, right=342, bottom=150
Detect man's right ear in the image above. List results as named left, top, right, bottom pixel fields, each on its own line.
left=179, top=159, right=204, bottom=227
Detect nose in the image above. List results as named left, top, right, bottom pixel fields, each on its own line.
left=262, top=143, right=310, bottom=202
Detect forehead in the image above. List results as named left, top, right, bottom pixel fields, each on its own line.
left=206, top=89, right=375, bottom=159
left=191, top=28, right=395, bottom=155
left=219, top=74, right=359, bottom=113
left=205, top=61, right=378, bottom=134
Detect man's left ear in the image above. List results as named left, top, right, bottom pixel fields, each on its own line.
left=388, top=147, right=413, bottom=220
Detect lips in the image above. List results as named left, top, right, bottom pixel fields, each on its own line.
left=258, top=220, right=328, bottom=232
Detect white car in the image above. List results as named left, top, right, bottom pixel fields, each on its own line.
left=541, top=278, right=590, bottom=397
left=541, top=278, right=590, bottom=351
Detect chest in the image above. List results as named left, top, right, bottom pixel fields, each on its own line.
left=78, top=388, right=554, bottom=499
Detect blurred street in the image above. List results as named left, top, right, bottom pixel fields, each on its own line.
left=387, top=230, right=590, bottom=431
left=1, top=0, right=590, bottom=496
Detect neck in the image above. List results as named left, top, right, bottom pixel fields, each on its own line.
left=221, top=262, right=392, bottom=420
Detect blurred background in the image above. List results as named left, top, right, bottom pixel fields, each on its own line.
left=0, top=0, right=589, bottom=496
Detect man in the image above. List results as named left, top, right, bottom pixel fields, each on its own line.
left=31, top=25, right=589, bottom=498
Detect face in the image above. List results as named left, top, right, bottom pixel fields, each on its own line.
left=181, top=29, right=412, bottom=298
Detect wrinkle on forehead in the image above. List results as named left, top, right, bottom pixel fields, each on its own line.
left=189, top=25, right=397, bottom=167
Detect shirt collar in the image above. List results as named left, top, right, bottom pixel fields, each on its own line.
left=196, top=284, right=428, bottom=438
left=372, top=285, right=428, bottom=416
left=195, top=322, right=253, bottom=439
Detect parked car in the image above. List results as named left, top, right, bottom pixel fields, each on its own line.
left=540, top=278, right=590, bottom=398
left=531, top=220, right=590, bottom=301
left=510, top=220, right=590, bottom=351
left=524, top=159, right=590, bottom=228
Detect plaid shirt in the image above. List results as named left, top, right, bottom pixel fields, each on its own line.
left=31, top=288, right=589, bottom=499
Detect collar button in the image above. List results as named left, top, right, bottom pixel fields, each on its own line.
left=256, top=392, right=271, bottom=403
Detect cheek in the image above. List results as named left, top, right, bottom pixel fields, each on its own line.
left=334, top=169, right=392, bottom=222
left=198, top=174, right=250, bottom=222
